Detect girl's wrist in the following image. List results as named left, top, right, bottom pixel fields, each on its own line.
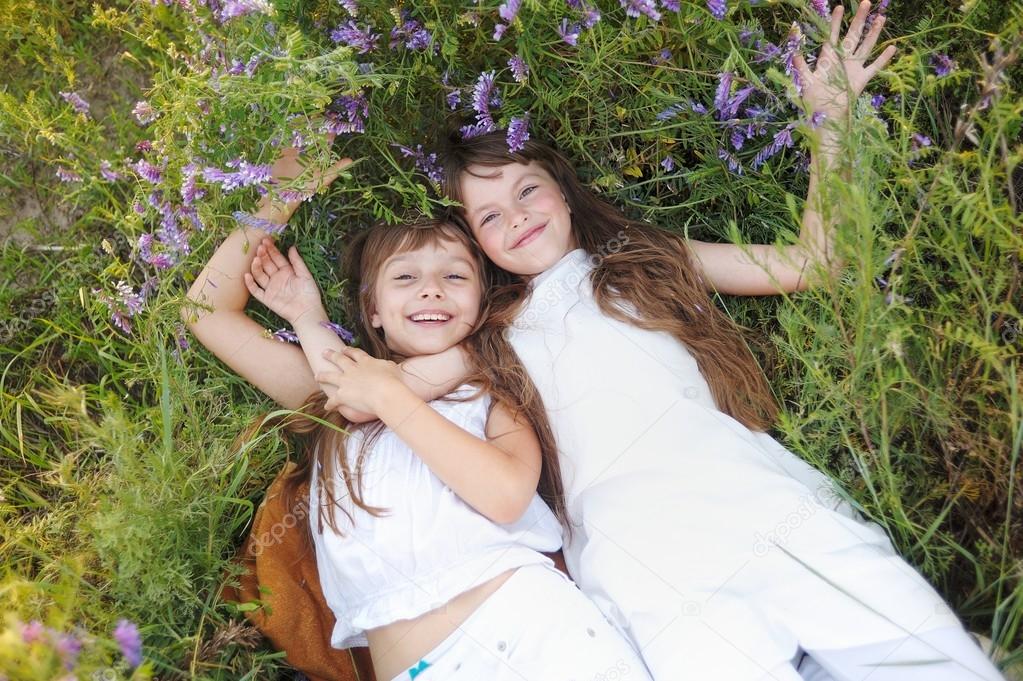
left=290, top=305, right=329, bottom=329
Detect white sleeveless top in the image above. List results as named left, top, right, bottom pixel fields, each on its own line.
left=504, top=249, right=961, bottom=652
left=309, top=384, right=563, bottom=649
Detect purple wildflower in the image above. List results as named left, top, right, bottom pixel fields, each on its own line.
left=782, top=24, right=805, bottom=94
left=272, top=328, right=300, bottom=343
left=707, top=0, right=726, bottom=20
left=581, top=4, right=601, bottom=27
left=133, top=159, right=163, bottom=184
left=322, top=91, right=370, bottom=135
left=718, top=147, right=743, bottom=174
left=566, top=0, right=582, bottom=8
left=56, top=167, right=81, bottom=183
left=132, top=100, right=158, bottom=124
left=446, top=89, right=462, bottom=110
left=175, top=323, right=190, bottom=352
left=394, top=144, right=443, bottom=183
left=55, top=634, right=82, bottom=670
left=738, top=27, right=759, bottom=45
left=234, top=210, right=287, bottom=234
left=201, top=161, right=272, bottom=192
left=338, top=0, right=358, bottom=14
left=730, top=127, right=746, bottom=150
left=660, top=155, right=675, bottom=172
left=810, top=0, right=829, bottom=19
left=752, top=123, right=796, bottom=169
left=471, top=71, right=498, bottom=121
left=321, top=320, right=355, bottom=344
left=59, top=90, right=91, bottom=116
left=99, top=160, right=122, bottom=182
left=21, top=621, right=46, bottom=644
left=621, top=0, right=661, bottom=21
left=499, top=0, right=521, bottom=22
left=391, top=17, right=435, bottom=52
left=138, top=233, right=175, bottom=269
left=460, top=121, right=497, bottom=139
left=218, top=0, right=272, bottom=22
left=181, top=163, right=204, bottom=206
left=507, top=115, right=530, bottom=152
left=753, top=40, right=782, bottom=63
left=557, top=18, right=581, bottom=45
left=661, top=0, right=680, bottom=11
left=494, top=23, right=508, bottom=40
left=713, top=71, right=733, bottom=117
left=720, top=85, right=755, bottom=120
left=870, top=93, right=886, bottom=109
left=656, top=103, right=684, bottom=121
left=135, top=140, right=153, bottom=154
left=910, top=132, right=932, bottom=152
left=95, top=280, right=145, bottom=334
left=330, top=21, right=379, bottom=53
left=930, top=53, right=955, bottom=78
left=113, top=620, right=143, bottom=668
left=508, top=55, right=529, bottom=83
left=809, top=111, right=827, bottom=129
left=690, top=100, right=708, bottom=114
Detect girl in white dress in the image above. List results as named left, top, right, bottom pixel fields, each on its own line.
left=334, top=3, right=1002, bottom=680
left=184, top=149, right=654, bottom=681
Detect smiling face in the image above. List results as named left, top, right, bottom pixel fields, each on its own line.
left=369, top=237, right=483, bottom=357
left=458, top=161, right=577, bottom=276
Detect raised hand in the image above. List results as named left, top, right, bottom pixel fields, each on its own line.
left=793, top=1, right=897, bottom=123
left=244, top=238, right=326, bottom=326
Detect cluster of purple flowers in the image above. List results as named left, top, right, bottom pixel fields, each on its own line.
left=100, top=160, right=123, bottom=182
left=95, top=279, right=151, bottom=333
left=55, top=166, right=82, bottom=183
left=622, top=0, right=660, bottom=22
left=461, top=71, right=499, bottom=138
left=132, top=100, right=158, bottom=125
left=810, top=0, right=830, bottom=19
left=707, top=0, right=726, bottom=21
left=59, top=90, right=91, bottom=116
left=395, top=143, right=443, bottom=183
left=390, top=14, right=435, bottom=52
left=202, top=159, right=273, bottom=191
left=751, top=123, right=796, bottom=169
left=494, top=0, right=520, bottom=40
left=506, top=114, right=530, bottom=153
left=930, top=53, right=955, bottom=78
left=322, top=91, right=370, bottom=135
left=321, top=320, right=356, bottom=344
left=218, top=0, right=271, bottom=22
left=557, top=18, right=581, bottom=46
left=331, top=20, right=379, bottom=53
left=113, top=620, right=144, bottom=668
left=508, top=54, right=529, bottom=83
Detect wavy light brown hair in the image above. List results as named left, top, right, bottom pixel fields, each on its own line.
left=239, top=219, right=568, bottom=544
left=441, top=130, right=779, bottom=432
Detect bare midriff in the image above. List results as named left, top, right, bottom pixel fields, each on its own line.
left=366, top=567, right=518, bottom=681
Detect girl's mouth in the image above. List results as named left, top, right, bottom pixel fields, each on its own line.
left=511, top=222, right=548, bottom=249
left=407, top=311, right=453, bottom=326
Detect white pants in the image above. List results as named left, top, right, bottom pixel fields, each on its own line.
left=390, top=563, right=654, bottom=681
left=789, top=627, right=1006, bottom=681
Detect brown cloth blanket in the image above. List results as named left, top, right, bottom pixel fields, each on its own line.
left=222, top=463, right=570, bottom=681
left=221, top=462, right=376, bottom=681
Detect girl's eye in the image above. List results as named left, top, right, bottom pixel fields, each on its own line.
left=394, top=274, right=414, bottom=281
left=446, top=274, right=468, bottom=280
left=480, top=213, right=497, bottom=227
left=520, top=185, right=537, bottom=199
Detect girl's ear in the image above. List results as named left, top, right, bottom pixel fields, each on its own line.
left=563, top=194, right=571, bottom=214
left=370, top=310, right=383, bottom=329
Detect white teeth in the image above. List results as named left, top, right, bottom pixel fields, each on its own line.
left=410, top=313, right=451, bottom=322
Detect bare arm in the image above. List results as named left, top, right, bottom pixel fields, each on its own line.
left=182, top=210, right=321, bottom=410
left=687, top=1, right=896, bottom=296
left=318, top=347, right=542, bottom=524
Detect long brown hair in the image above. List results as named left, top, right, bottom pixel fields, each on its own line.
left=241, top=219, right=568, bottom=546
left=441, top=131, right=779, bottom=432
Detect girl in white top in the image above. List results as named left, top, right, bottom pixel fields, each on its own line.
left=184, top=153, right=654, bottom=681
left=320, top=3, right=1005, bottom=680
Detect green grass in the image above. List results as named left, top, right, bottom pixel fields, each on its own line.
left=1, top=0, right=1021, bottom=677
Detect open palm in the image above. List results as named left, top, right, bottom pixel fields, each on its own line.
left=244, top=238, right=325, bottom=325
left=794, top=1, right=897, bottom=122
